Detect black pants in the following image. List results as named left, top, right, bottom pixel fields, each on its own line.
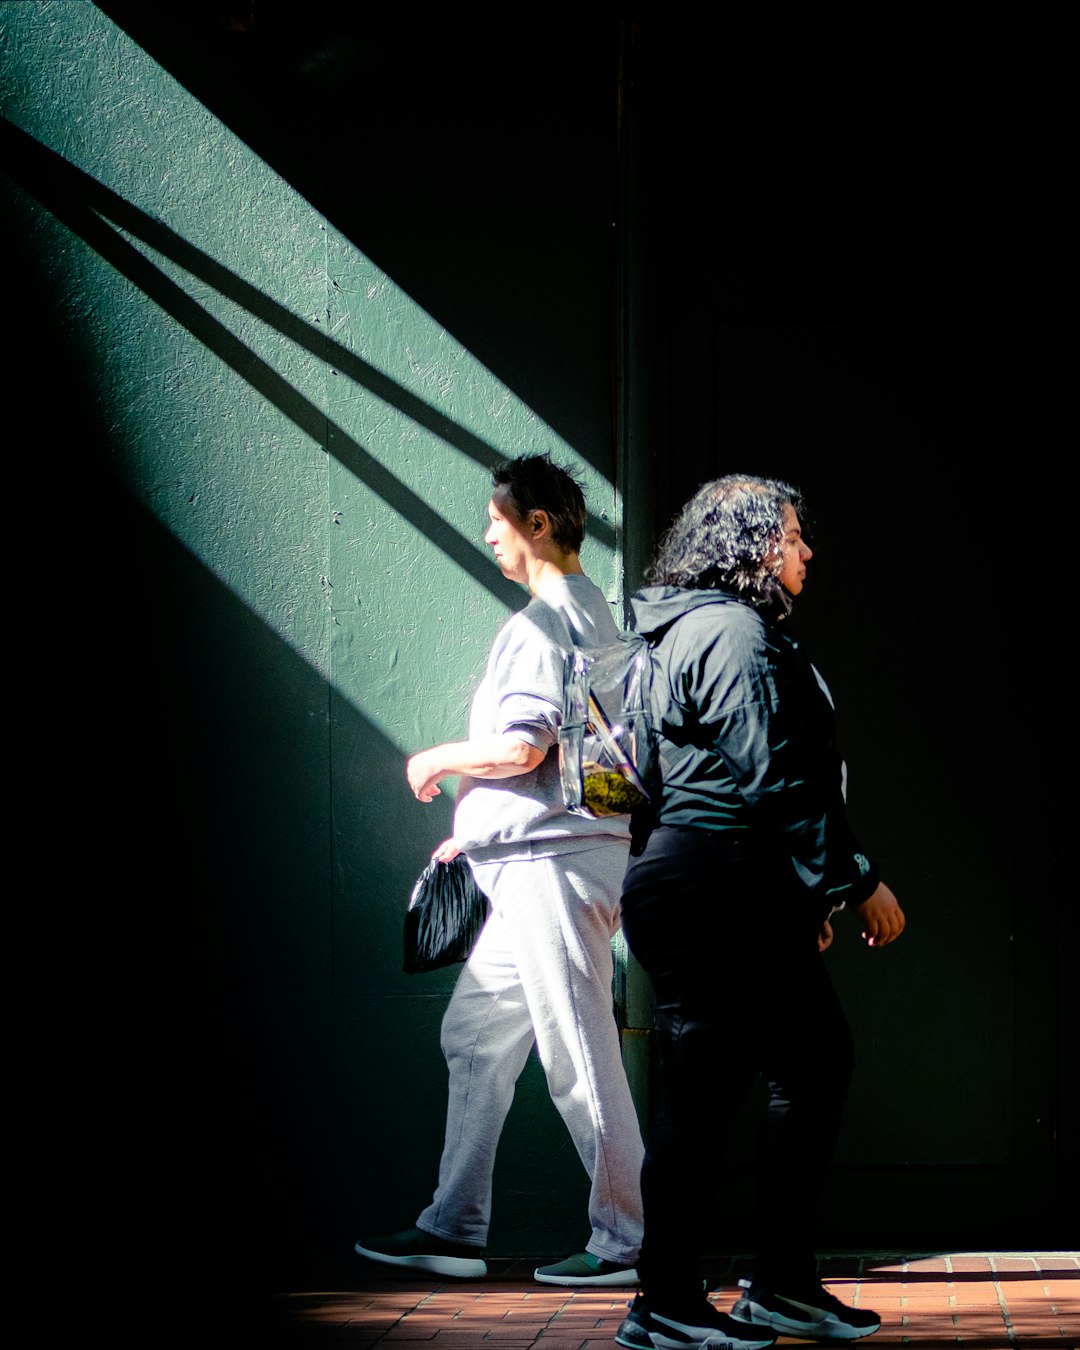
left=621, top=826, right=855, bottom=1307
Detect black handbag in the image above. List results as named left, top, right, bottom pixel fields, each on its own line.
left=403, top=854, right=491, bottom=974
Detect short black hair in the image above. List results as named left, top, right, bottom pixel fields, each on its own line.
left=491, top=453, right=587, bottom=553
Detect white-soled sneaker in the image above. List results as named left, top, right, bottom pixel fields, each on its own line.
left=534, top=1251, right=639, bottom=1285
left=616, top=1293, right=777, bottom=1350
left=730, top=1278, right=881, bottom=1341
left=353, top=1226, right=487, bottom=1278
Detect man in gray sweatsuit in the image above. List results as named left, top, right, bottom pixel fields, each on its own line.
left=355, top=454, right=643, bottom=1288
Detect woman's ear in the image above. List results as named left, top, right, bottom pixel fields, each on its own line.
left=529, top=509, right=550, bottom=537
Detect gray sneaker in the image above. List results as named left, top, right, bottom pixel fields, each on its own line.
left=354, top=1227, right=487, bottom=1278
left=534, top=1251, right=639, bottom=1286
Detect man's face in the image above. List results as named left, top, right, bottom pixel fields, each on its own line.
left=484, top=486, right=535, bottom=584
left=777, top=503, right=813, bottom=596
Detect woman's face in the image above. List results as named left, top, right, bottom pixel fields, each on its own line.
left=777, top=503, right=813, bottom=596
left=484, top=486, right=533, bottom=584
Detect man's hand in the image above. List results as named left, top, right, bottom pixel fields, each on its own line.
left=432, top=838, right=461, bottom=862
left=854, top=882, right=906, bottom=947
left=817, top=919, right=835, bottom=952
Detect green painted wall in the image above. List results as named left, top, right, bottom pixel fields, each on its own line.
left=1, top=0, right=640, bottom=1295
left=14, top=7, right=1065, bottom=1315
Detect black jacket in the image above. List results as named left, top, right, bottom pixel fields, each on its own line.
left=631, top=586, right=879, bottom=914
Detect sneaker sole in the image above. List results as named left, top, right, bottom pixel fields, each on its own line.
left=614, top=1320, right=654, bottom=1350
left=732, top=1302, right=879, bottom=1342
left=649, top=1313, right=776, bottom=1350
left=353, top=1241, right=487, bottom=1278
left=535, top=1267, right=640, bottom=1286
left=645, top=1329, right=774, bottom=1350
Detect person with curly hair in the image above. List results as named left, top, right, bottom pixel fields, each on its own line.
left=614, top=475, right=905, bottom=1350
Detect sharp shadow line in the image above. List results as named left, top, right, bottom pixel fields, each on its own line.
left=1, top=119, right=523, bottom=608
left=0, top=120, right=616, bottom=552
left=861, top=1267, right=1080, bottom=1284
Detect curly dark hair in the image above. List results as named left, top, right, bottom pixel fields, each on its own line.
left=491, top=453, right=587, bottom=553
left=648, top=474, right=805, bottom=608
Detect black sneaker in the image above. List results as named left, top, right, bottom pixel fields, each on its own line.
left=730, top=1278, right=881, bottom=1341
left=353, top=1226, right=487, bottom=1278
left=615, top=1293, right=777, bottom=1350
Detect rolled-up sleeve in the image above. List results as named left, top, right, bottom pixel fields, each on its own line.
left=490, top=622, right=565, bottom=752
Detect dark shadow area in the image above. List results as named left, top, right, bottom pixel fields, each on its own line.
left=1, top=158, right=606, bottom=1344
left=625, top=11, right=1070, bottom=242
left=67, top=478, right=605, bottom=1324
left=9, top=6, right=1071, bottom=1308
left=71, top=449, right=593, bottom=1337
left=84, top=466, right=601, bottom=1305
left=95, top=0, right=624, bottom=482
left=2, top=212, right=305, bottom=1337
left=622, top=12, right=1071, bottom=570
left=648, top=247, right=1065, bottom=1241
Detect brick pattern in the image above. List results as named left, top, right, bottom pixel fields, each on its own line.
left=270, top=1253, right=1079, bottom=1348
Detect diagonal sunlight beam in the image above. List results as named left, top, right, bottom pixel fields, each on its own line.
left=1, top=126, right=521, bottom=611
left=1, top=1, right=623, bottom=778
left=0, top=118, right=617, bottom=558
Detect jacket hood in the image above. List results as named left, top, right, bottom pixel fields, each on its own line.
left=629, top=585, right=748, bottom=642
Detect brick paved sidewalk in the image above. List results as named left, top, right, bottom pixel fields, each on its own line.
left=266, top=1251, right=1078, bottom=1348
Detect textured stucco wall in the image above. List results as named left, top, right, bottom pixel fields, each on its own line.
left=1, top=0, right=628, bottom=1275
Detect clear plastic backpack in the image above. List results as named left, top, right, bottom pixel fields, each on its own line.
left=558, top=634, right=657, bottom=818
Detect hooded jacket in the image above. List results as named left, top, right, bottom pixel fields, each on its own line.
left=631, top=585, right=879, bottom=914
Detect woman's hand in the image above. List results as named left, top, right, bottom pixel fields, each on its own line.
left=406, top=734, right=543, bottom=803
left=406, top=749, right=444, bottom=802
left=432, top=838, right=461, bottom=863
left=854, top=882, right=906, bottom=947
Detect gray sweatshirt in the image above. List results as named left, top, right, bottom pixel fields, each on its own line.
left=453, top=573, right=631, bottom=861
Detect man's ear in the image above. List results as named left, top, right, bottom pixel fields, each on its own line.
left=529, top=509, right=551, bottom=537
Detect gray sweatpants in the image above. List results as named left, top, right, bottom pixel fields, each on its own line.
left=416, top=839, right=644, bottom=1264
